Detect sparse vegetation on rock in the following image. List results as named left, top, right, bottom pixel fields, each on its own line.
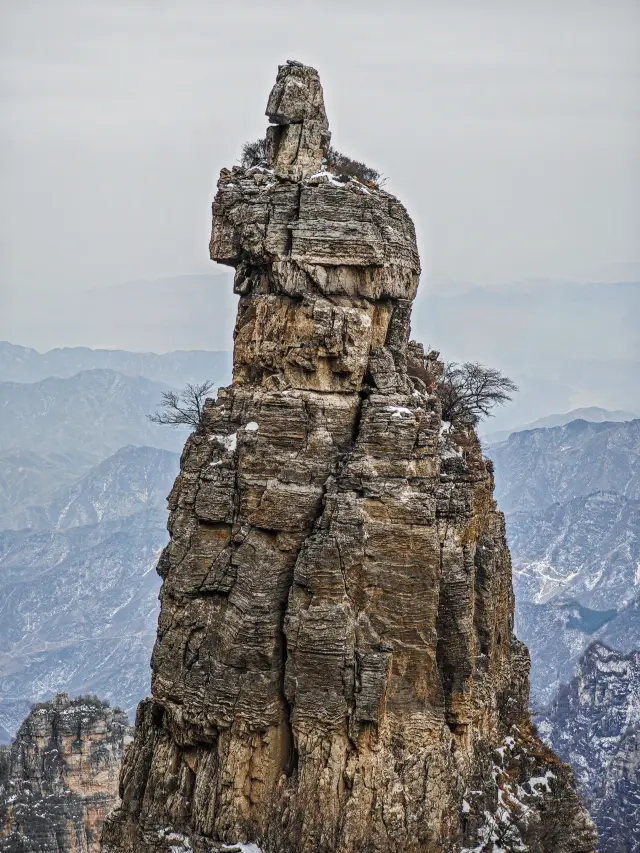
left=323, top=145, right=383, bottom=186
left=240, top=137, right=269, bottom=168
left=439, top=360, right=518, bottom=426
left=148, top=379, right=215, bottom=428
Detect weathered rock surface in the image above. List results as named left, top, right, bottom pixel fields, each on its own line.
left=0, top=693, right=130, bottom=852
left=102, top=62, right=596, bottom=853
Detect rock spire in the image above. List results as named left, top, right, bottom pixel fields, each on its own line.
left=102, top=62, right=596, bottom=853
left=0, top=694, right=130, bottom=853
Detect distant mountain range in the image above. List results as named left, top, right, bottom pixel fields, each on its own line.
left=489, top=418, right=640, bottom=514
left=0, top=344, right=235, bottom=741
left=0, top=340, right=232, bottom=386
left=489, top=418, right=640, bottom=705
left=0, top=448, right=95, bottom=526
left=508, top=491, right=640, bottom=611
left=0, top=445, right=178, bottom=531
left=0, top=445, right=177, bottom=741
left=539, top=642, right=640, bottom=853
left=0, top=369, right=188, bottom=459
left=483, top=406, right=638, bottom=444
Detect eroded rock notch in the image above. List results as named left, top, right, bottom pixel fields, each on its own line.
left=102, top=61, right=597, bottom=853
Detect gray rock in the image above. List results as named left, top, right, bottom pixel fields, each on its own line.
left=102, top=62, right=595, bottom=853
left=0, top=694, right=131, bottom=853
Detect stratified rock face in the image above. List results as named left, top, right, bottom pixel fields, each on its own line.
left=540, top=642, right=640, bottom=853
left=102, top=61, right=596, bottom=853
left=0, top=693, right=130, bottom=853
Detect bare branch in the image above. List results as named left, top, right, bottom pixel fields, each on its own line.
left=240, top=138, right=269, bottom=168
left=438, top=361, right=518, bottom=426
left=148, top=380, right=216, bottom=429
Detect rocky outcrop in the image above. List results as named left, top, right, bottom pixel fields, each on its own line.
left=539, top=642, right=640, bottom=853
left=102, top=61, right=596, bottom=853
left=0, top=693, right=130, bottom=852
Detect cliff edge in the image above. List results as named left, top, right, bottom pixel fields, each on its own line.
left=102, top=61, right=596, bottom=853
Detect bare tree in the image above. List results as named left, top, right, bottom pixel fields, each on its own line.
left=438, top=362, right=518, bottom=426
left=324, top=146, right=384, bottom=187
left=148, top=380, right=215, bottom=428
left=239, top=137, right=384, bottom=187
left=240, top=138, right=269, bottom=168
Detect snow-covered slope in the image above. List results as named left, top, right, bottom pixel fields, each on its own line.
left=0, top=445, right=178, bottom=530
left=539, top=643, right=640, bottom=853
left=508, top=491, right=640, bottom=610
left=490, top=418, right=640, bottom=513
left=0, top=448, right=94, bottom=524
left=487, top=419, right=640, bottom=704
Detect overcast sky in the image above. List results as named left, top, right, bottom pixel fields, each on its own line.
left=1, top=0, right=638, bottom=308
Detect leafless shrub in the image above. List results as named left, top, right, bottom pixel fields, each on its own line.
left=439, top=362, right=518, bottom=426
left=148, top=380, right=215, bottom=429
left=240, top=137, right=269, bottom=168
left=324, top=145, right=383, bottom=186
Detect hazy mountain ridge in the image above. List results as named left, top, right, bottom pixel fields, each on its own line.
left=0, top=369, right=189, bottom=459
left=0, top=448, right=95, bottom=524
left=0, top=445, right=179, bottom=531
left=0, top=507, right=164, bottom=737
left=0, top=339, right=232, bottom=386
left=490, top=418, right=640, bottom=514
left=483, top=406, right=638, bottom=444
left=489, top=418, right=640, bottom=706
left=0, top=446, right=178, bottom=741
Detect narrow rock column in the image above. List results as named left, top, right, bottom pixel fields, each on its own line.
left=102, top=62, right=597, bottom=853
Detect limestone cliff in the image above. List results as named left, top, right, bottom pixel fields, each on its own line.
left=0, top=693, right=130, bottom=853
left=102, top=62, right=596, bottom=853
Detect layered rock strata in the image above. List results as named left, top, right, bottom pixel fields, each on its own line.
left=0, top=693, right=130, bottom=853
left=103, top=62, right=596, bottom=853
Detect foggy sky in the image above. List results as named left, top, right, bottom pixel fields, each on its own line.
left=1, top=0, right=639, bottom=311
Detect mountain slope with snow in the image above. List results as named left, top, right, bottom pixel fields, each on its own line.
left=508, top=491, right=640, bottom=610
left=490, top=418, right=640, bottom=513
left=539, top=643, right=640, bottom=853
left=0, top=445, right=178, bottom=530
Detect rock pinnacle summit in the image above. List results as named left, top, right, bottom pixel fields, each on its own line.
left=102, top=62, right=597, bottom=853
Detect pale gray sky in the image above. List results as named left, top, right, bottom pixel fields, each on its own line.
left=1, top=0, right=638, bottom=306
